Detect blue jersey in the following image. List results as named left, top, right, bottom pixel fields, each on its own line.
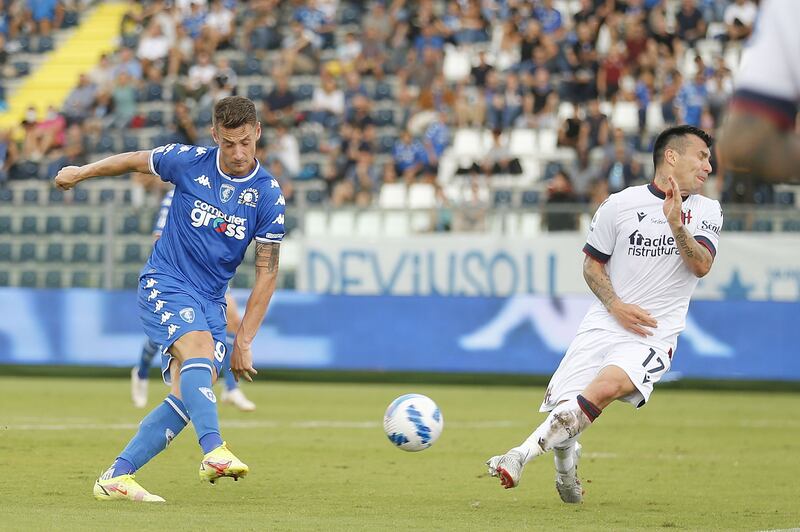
left=152, top=187, right=174, bottom=236
left=145, top=144, right=285, bottom=300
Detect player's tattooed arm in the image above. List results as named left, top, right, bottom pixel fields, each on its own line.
left=671, top=224, right=713, bottom=277
left=717, top=111, right=800, bottom=184
left=255, top=241, right=280, bottom=274
left=583, top=255, right=658, bottom=337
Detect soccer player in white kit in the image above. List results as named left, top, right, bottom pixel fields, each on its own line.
left=486, top=125, right=722, bottom=503
left=717, top=0, right=800, bottom=183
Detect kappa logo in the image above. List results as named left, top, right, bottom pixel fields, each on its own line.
left=178, top=145, right=191, bottom=154
left=144, top=278, right=158, bottom=289
left=195, top=174, right=211, bottom=188
left=637, top=211, right=647, bottom=222
left=160, top=311, right=174, bottom=325
left=154, top=300, right=165, bottom=312
left=238, top=187, right=259, bottom=207
left=275, top=194, right=285, bottom=206
left=165, top=428, right=175, bottom=446
left=179, top=307, right=195, bottom=323
left=167, top=323, right=180, bottom=339
left=272, top=214, right=285, bottom=225
left=199, top=387, right=217, bottom=403
left=147, top=289, right=161, bottom=301
left=219, top=183, right=235, bottom=203
left=195, top=147, right=207, bottom=157
left=270, top=179, right=279, bottom=188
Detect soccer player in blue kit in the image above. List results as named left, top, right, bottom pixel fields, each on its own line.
left=54, top=96, right=285, bottom=502
left=131, top=188, right=257, bottom=412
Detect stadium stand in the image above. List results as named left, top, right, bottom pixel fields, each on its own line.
left=0, top=0, right=798, bottom=288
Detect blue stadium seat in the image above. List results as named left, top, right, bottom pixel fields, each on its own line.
left=543, top=161, right=562, bottom=181
left=71, top=215, right=91, bottom=234
left=243, top=57, right=263, bottom=76
left=521, top=190, right=540, bottom=206
left=71, top=270, right=89, bottom=287
left=375, top=109, right=395, bottom=127
left=0, top=270, right=9, bottom=286
left=122, top=135, right=140, bottom=152
left=44, top=271, right=62, bottom=288
left=37, top=36, right=54, bottom=52
left=22, top=188, right=40, bottom=204
left=122, top=215, right=141, bottom=234
left=723, top=218, right=745, bottom=232
left=72, top=188, right=89, bottom=203
left=62, top=10, right=79, bottom=27
left=374, top=82, right=393, bottom=101
left=196, top=108, right=213, bottom=126
left=20, top=216, right=38, bottom=234
left=297, top=162, right=321, bottom=181
left=18, top=242, right=37, bottom=262
left=71, top=243, right=90, bottom=262
left=494, top=190, right=513, bottom=206
left=305, top=189, right=325, bottom=204
left=0, top=188, right=12, bottom=202
left=123, top=272, right=140, bottom=289
left=95, top=133, right=116, bottom=153
left=122, top=189, right=133, bottom=204
left=99, top=189, right=116, bottom=202
left=20, top=270, right=38, bottom=287
left=295, top=84, right=314, bottom=101
left=752, top=219, right=774, bottom=232
left=45, top=243, right=64, bottom=261
left=147, top=110, right=164, bottom=127
left=45, top=215, right=63, bottom=234
left=378, top=135, right=396, bottom=154
left=17, top=161, right=39, bottom=179
left=284, top=213, right=299, bottom=235
left=144, top=83, right=163, bottom=102
left=0, top=243, right=12, bottom=262
left=48, top=188, right=65, bottom=204
left=121, top=34, right=139, bottom=49
left=18, top=36, right=31, bottom=53
left=300, top=135, right=319, bottom=154
left=247, top=84, right=265, bottom=101
left=0, top=215, right=12, bottom=233
left=123, top=243, right=143, bottom=263
left=13, top=61, right=30, bottom=76
left=782, top=219, right=800, bottom=232
left=776, top=191, right=796, bottom=206
left=339, top=3, right=361, bottom=24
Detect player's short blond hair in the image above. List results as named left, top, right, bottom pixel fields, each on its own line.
left=213, top=96, right=258, bottom=130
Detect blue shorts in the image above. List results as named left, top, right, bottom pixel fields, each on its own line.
left=137, top=272, right=228, bottom=384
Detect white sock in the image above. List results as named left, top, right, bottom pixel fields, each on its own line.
left=553, top=436, right=578, bottom=475
left=510, top=399, right=592, bottom=464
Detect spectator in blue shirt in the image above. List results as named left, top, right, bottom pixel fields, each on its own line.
left=393, top=130, right=426, bottom=183
left=677, top=70, right=708, bottom=127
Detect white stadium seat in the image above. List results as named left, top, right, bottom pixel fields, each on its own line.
left=355, top=210, right=382, bottom=237
left=407, top=183, right=436, bottom=209
left=442, top=44, right=471, bottom=82
left=509, top=128, right=537, bottom=158
left=378, top=183, right=407, bottom=209
left=329, top=211, right=355, bottom=237
left=383, top=211, right=411, bottom=237
left=304, top=210, right=328, bottom=236
left=611, top=102, right=639, bottom=133
left=519, top=212, right=542, bottom=237
left=452, top=128, right=485, bottom=161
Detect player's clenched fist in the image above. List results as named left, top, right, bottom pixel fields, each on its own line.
left=54, top=165, right=83, bottom=190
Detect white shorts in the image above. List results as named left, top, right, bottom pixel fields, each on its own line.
left=540, top=328, right=673, bottom=412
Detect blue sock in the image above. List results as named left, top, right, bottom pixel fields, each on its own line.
left=180, top=358, right=223, bottom=454
left=110, top=394, right=190, bottom=476
left=136, top=339, right=160, bottom=379
left=222, top=333, right=238, bottom=392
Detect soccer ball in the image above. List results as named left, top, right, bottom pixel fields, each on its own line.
left=383, top=394, right=444, bottom=452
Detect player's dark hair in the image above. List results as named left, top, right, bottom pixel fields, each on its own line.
left=653, top=125, right=712, bottom=171
left=213, top=96, right=258, bottom=130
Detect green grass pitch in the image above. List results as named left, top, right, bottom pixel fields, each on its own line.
left=0, top=376, right=798, bottom=531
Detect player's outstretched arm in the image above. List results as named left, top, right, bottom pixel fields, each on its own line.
left=716, top=110, right=800, bottom=184
left=663, top=176, right=714, bottom=277
left=230, top=241, right=280, bottom=382
left=54, top=150, right=153, bottom=190
left=583, top=255, right=657, bottom=337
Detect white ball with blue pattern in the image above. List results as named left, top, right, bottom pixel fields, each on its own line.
left=383, top=394, right=444, bottom=452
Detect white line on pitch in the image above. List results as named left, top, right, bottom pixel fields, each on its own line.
left=0, top=420, right=520, bottom=431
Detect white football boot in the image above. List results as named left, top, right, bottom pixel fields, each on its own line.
left=486, top=449, right=526, bottom=489
left=555, top=442, right=584, bottom=503
left=221, top=388, right=256, bottom=412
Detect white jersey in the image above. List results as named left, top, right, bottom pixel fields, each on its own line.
left=580, top=184, right=723, bottom=352
left=732, top=0, right=799, bottom=130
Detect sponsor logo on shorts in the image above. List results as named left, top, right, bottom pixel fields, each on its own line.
left=144, top=278, right=158, bottom=289
left=199, top=387, right=216, bottom=403
left=147, top=289, right=161, bottom=301
left=179, top=307, right=196, bottom=323
left=160, top=311, right=174, bottom=324
left=167, top=324, right=180, bottom=339
left=154, top=300, right=165, bottom=312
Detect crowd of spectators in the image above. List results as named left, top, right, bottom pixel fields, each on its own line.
left=0, top=0, right=774, bottom=231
